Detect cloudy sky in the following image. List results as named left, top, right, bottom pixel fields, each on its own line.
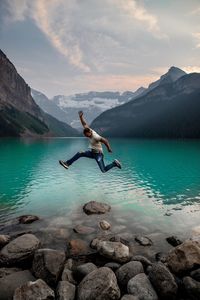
left=0, top=0, right=200, bottom=97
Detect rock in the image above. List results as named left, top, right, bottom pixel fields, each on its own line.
left=164, top=212, right=172, bottom=216
left=191, top=268, right=200, bottom=281
left=74, top=263, right=97, bottom=281
left=166, top=236, right=182, bottom=247
left=73, top=225, right=95, bottom=235
left=131, top=255, right=152, bottom=269
left=0, top=235, right=10, bottom=248
left=32, top=248, right=65, bottom=286
left=62, top=262, right=77, bottom=285
left=104, top=262, right=121, bottom=271
left=127, top=273, right=158, bottom=300
left=155, top=252, right=167, bottom=263
left=77, top=267, right=120, bottom=300
left=18, top=215, right=39, bottom=224
left=116, top=261, right=144, bottom=288
left=83, top=201, right=111, bottom=215
left=56, top=281, right=76, bottom=300
left=149, top=263, right=178, bottom=299
left=183, top=276, right=200, bottom=300
left=166, top=240, right=200, bottom=273
left=0, top=234, right=40, bottom=267
left=0, top=270, right=35, bottom=300
left=121, top=296, right=139, bottom=300
left=135, top=235, right=152, bottom=246
left=69, top=239, right=90, bottom=256
left=0, top=267, right=22, bottom=278
left=99, top=220, right=111, bottom=230
left=13, top=279, right=55, bottom=300
left=97, top=241, right=129, bottom=263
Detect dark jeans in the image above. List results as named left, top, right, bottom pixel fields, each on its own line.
left=65, top=150, right=116, bottom=173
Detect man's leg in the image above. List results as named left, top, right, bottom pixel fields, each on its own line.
left=65, top=150, right=93, bottom=166
left=95, top=153, right=116, bottom=173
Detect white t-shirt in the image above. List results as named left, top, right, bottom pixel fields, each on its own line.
left=89, top=129, right=103, bottom=152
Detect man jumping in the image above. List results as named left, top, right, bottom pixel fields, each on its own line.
left=59, top=111, right=121, bottom=173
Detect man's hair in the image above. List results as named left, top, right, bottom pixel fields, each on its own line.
left=83, top=127, right=91, bottom=134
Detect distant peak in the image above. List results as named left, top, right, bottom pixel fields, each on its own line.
left=167, top=66, right=186, bottom=74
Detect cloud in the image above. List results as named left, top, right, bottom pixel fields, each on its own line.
left=183, top=65, right=200, bottom=73
left=192, top=32, right=200, bottom=48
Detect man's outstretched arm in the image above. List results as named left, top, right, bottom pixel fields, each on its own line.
left=79, top=111, right=89, bottom=128
left=100, top=137, right=112, bottom=153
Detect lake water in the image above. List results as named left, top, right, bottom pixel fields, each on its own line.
left=0, top=138, right=200, bottom=248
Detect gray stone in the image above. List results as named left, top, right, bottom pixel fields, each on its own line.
left=0, top=234, right=40, bottom=266
left=99, top=220, right=111, bottom=230
left=83, top=201, right=111, bottom=215
left=183, top=276, right=200, bottom=300
left=62, top=266, right=77, bottom=285
left=149, top=263, right=178, bottom=299
left=135, top=235, right=152, bottom=246
left=0, top=267, right=22, bottom=278
left=73, top=225, right=95, bottom=234
left=116, top=261, right=144, bottom=288
left=97, top=241, right=129, bottom=263
left=77, top=267, right=120, bottom=300
left=0, top=235, right=10, bottom=248
left=127, top=273, right=158, bottom=300
left=0, top=270, right=35, bottom=300
left=191, top=268, right=200, bottom=281
left=74, top=262, right=97, bottom=281
left=32, top=248, right=65, bottom=286
left=13, top=278, right=55, bottom=300
left=56, top=281, right=76, bottom=300
left=166, top=240, right=200, bottom=273
left=18, top=215, right=39, bottom=224
left=131, top=256, right=152, bottom=269
left=104, top=262, right=121, bottom=271
left=121, top=296, right=139, bottom=300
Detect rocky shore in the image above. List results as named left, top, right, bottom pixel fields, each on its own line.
left=0, top=201, right=200, bottom=300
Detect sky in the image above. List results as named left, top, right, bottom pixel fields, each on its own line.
left=0, top=0, right=200, bottom=98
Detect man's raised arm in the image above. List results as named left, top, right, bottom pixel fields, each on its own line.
left=79, top=111, right=89, bottom=128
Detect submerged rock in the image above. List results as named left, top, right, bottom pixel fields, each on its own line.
left=32, top=248, right=65, bottom=286
left=0, top=235, right=10, bottom=248
left=0, top=234, right=40, bottom=267
left=155, top=252, right=167, bottom=263
left=97, top=241, right=129, bottom=263
left=18, top=215, right=39, bottom=224
left=166, top=236, right=182, bottom=247
left=0, top=270, right=35, bottom=300
left=13, top=279, right=55, bottom=300
left=99, top=220, right=111, bottom=230
left=77, top=267, right=120, bottom=300
left=56, top=281, right=76, bottom=300
left=83, top=201, right=111, bottom=215
left=127, top=273, right=158, bottom=300
left=166, top=240, right=200, bottom=273
left=74, top=262, right=97, bottom=281
left=190, top=268, right=200, bottom=281
left=69, top=239, right=90, bottom=256
left=73, top=225, right=95, bottom=235
left=116, top=261, right=144, bottom=288
left=149, top=263, right=178, bottom=299
left=135, top=235, right=153, bottom=246
left=131, top=255, right=152, bottom=269
left=183, top=276, right=200, bottom=300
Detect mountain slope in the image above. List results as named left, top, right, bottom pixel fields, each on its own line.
left=91, top=71, right=200, bottom=138
left=0, top=49, right=78, bottom=137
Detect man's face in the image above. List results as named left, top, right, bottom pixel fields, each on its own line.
left=84, top=131, right=92, bottom=138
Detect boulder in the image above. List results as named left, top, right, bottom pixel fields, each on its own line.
left=166, top=240, right=200, bottom=273
left=104, top=262, right=121, bottom=272
left=69, top=239, right=90, bottom=256
left=0, top=267, right=22, bottom=278
left=183, top=276, right=200, bottom=300
left=166, top=236, right=182, bottom=247
left=131, top=256, right=152, bottom=269
left=148, top=263, right=178, bottom=299
left=121, top=296, right=139, bottom=300
left=0, top=235, right=10, bottom=248
left=127, top=273, right=158, bottom=300
left=32, top=248, right=65, bottom=286
left=73, top=225, right=95, bottom=235
left=74, top=262, right=97, bottom=281
left=13, top=279, right=55, bottom=300
left=18, top=215, right=39, bottom=224
left=62, top=261, right=77, bottom=285
left=77, top=267, right=120, bottom=300
left=99, top=220, right=111, bottom=230
left=135, top=235, right=152, bottom=246
left=56, top=281, right=76, bottom=300
left=0, top=270, right=35, bottom=300
left=97, top=241, right=129, bottom=263
left=190, top=268, right=200, bottom=281
left=116, top=261, right=144, bottom=288
left=0, top=234, right=40, bottom=267
left=83, top=201, right=111, bottom=215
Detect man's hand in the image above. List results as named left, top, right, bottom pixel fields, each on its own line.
left=79, top=111, right=83, bottom=118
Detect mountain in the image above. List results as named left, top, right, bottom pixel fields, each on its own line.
left=91, top=68, right=200, bottom=138
left=51, top=88, right=145, bottom=129
left=0, top=49, right=78, bottom=137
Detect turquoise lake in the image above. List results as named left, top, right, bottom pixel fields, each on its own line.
left=0, top=138, right=200, bottom=241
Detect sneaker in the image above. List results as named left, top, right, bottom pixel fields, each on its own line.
left=114, top=159, right=122, bottom=169
left=59, top=160, right=69, bottom=169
